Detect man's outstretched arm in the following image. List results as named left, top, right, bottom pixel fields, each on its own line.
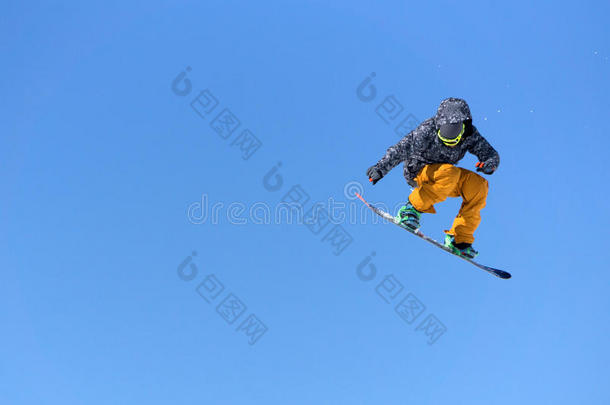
left=367, top=135, right=411, bottom=184
left=365, top=119, right=435, bottom=184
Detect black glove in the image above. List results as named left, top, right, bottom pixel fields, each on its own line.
left=475, top=161, right=496, bottom=175
left=366, top=165, right=384, bottom=185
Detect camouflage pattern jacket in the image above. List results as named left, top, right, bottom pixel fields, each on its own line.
left=374, top=98, right=500, bottom=187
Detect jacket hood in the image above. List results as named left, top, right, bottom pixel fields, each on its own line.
left=434, top=98, right=472, bottom=128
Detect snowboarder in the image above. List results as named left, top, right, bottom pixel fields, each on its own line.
left=366, top=98, right=500, bottom=259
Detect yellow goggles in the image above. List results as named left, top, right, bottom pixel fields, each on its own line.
left=437, top=123, right=465, bottom=146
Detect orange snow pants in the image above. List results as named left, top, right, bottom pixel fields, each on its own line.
left=408, top=163, right=488, bottom=244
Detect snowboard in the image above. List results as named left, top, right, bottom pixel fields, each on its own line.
left=355, top=193, right=511, bottom=279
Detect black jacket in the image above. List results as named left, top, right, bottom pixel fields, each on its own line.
left=374, top=98, right=500, bottom=186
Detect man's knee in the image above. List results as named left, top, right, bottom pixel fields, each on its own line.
left=462, top=172, right=488, bottom=201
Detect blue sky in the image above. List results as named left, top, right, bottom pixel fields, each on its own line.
left=2, top=0, right=609, bottom=404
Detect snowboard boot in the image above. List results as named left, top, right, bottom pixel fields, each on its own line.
left=395, top=201, right=421, bottom=231
left=444, top=235, right=479, bottom=259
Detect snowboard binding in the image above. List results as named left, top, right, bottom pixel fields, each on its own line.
left=396, top=202, right=421, bottom=231
left=444, top=235, right=479, bottom=259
